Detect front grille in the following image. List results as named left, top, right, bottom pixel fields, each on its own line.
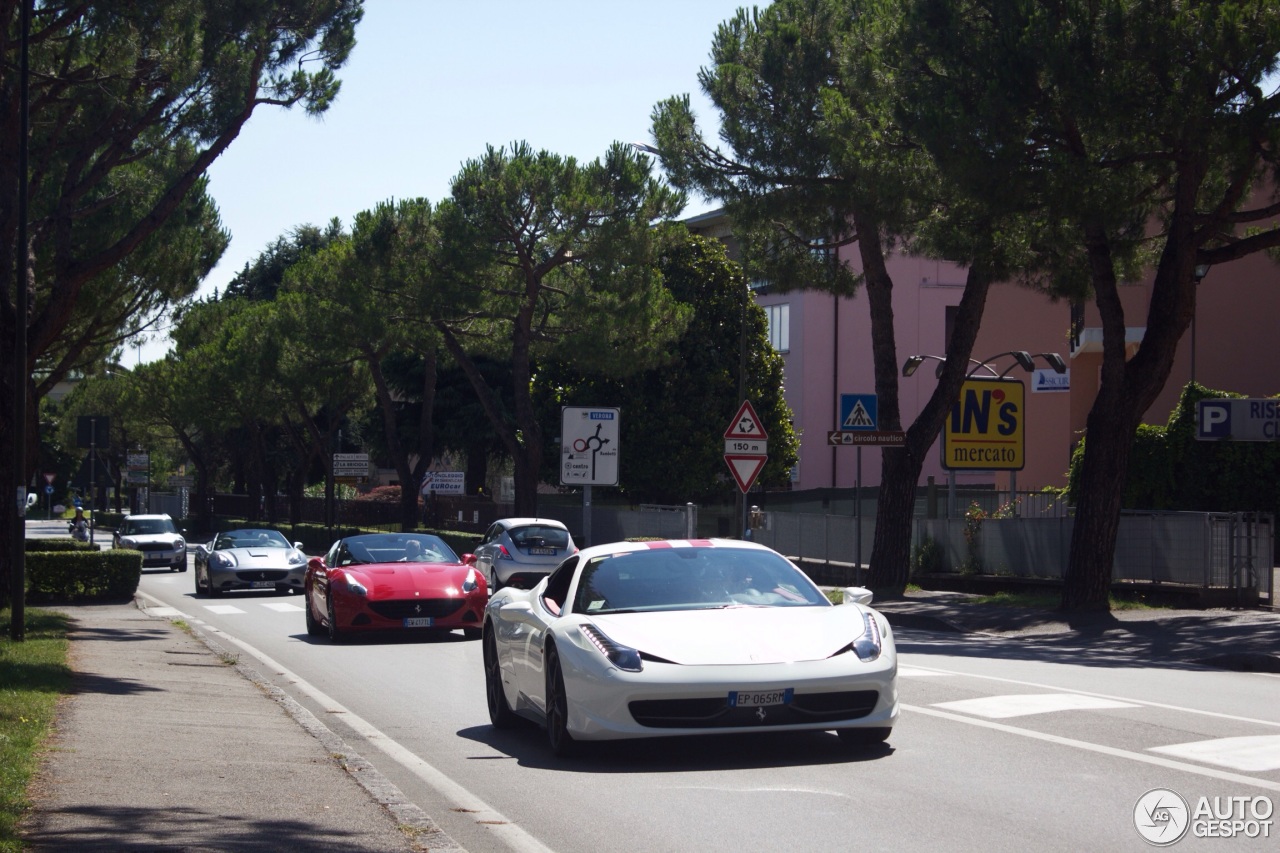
left=630, top=690, right=880, bottom=729
left=234, top=570, right=287, bottom=581
left=137, top=543, right=172, bottom=552
left=368, top=599, right=465, bottom=619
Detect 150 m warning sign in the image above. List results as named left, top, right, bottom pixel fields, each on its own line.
left=942, top=378, right=1025, bottom=470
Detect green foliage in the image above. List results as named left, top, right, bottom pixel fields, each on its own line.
left=24, top=539, right=100, bottom=553
left=910, top=536, right=943, bottom=577
left=0, top=609, right=72, bottom=853
left=538, top=233, right=799, bottom=502
left=1067, top=382, right=1280, bottom=518
left=24, top=551, right=142, bottom=603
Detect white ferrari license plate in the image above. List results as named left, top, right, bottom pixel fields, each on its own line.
left=403, top=617, right=434, bottom=628
left=249, top=581, right=274, bottom=589
left=728, top=688, right=794, bottom=708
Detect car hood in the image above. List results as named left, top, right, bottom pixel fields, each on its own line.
left=353, top=563, right=473, bottom=598
left=226, top=549, right=299, bottom=570
left=585, top=605, right=876, bottom=666
left=121, top=534, right=181, bottom=545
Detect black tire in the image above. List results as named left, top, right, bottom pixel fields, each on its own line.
left=836, top=727, right=891, bottom=749
left=194, top=567, right=204, bottom=596
left=489, top=568, right=503, bottom=594
left=326, top=594, right=345, bottom=643
left=304, top=591, right=324, bottom=637
left=544, top=643, right=577, bottom=756
left=463, top=627, right=482, bottom=641
left=484, top=627, right=518, bottom=729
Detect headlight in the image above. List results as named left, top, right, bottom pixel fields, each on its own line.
left=580, top=624, right=643, bottom=672
left=461, top=567, right=480, bottom=593
left=287, top=551, right=306, bottom=566
left=211, top=552, right=238, bottom=568
left=120, top=538, right=136, bottom=549
left=344, top=575, right=368, bottom=596
left=853, top=611, right=882, bottom=662
left=173, top=538, right=185, bottom=550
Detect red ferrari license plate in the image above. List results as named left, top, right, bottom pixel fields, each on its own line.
left=403, top=617, right=434, bottom=628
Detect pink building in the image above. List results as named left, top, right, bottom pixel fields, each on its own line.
left=688, top=209, right=1280, bottom=494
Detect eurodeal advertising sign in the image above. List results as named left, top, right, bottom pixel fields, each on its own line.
left=942, top=378, right=1025, bottom=470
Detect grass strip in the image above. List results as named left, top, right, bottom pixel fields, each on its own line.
left=0, top=609, right=72, bottom=853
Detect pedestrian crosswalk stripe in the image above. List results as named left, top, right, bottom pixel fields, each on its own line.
left=203, top=604, right=245, bottom=615
left=932, top=693, right=1140, bottom=718
left=1150, top=735, right=1280, bottom=772
left=261, top=602, right=304, bottom=612
left=898, top=666, right=953, bottom=677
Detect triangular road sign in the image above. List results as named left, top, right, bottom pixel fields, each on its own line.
left=724, top=454, right=768, bottom=493
left=724, top=400, right=768, bottom=440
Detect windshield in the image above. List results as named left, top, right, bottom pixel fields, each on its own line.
left=216, top=529, right=291, bottom=550
left=336, top=533, right=459, bottom=566
left=571, top=547, right=827, bottom=614
left=510, top=525, right=570, bottom=549
left=125, top=518, right=176, bottom=535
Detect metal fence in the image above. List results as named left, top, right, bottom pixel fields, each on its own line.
left=754, top=509, right=1273, bottom=598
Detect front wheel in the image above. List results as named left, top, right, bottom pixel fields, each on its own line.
left=194, top=567, right=205, bottom=596
left=544, top=643, right=577, bottom=756
left=488, top=568, right=503, bottom=594
left=326, top=595, right=345, bottom=643
left=304, top=590, right=324, bottom=637
left=484, top=628, right=518, bottom=729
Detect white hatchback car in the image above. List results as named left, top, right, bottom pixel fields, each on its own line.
left=113, top=513, right=187, bottom=571
left=472, top=518, right=576, bottom=592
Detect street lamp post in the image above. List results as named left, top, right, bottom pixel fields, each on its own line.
left=902, top=350, right=1066, bottom=517
left=1192, top=264, right=1210, bottom=383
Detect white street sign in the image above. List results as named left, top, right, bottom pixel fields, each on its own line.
left=561, top=407, right=620, bottom=486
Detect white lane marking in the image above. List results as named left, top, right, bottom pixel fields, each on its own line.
left=260, top=602, right=304, bottom=612
left=898, top=666, right=954, bottom=677
left=136, top=592, right=553, bottom=853
left=903, top=704, right=1280, bottom=793
left=901, top=662, right=1280, bottom=728
left=1150, top=735, right=1280, bottom=772
left=933, top=693, right=1140, bottom=719
left=203, top=604, right=245, bottom=615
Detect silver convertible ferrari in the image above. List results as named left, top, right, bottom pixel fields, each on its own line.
left=482, top=538, right=898, bottom=756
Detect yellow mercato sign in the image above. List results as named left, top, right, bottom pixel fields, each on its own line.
left=942, top=378, right=1025, bottom=470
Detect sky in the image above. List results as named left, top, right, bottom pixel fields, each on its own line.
left=132, top=0, right=749, bottom=363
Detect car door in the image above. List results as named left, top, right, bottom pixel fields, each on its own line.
left=474, top=522, right=503, bottom=575
left=515, top=555, right=578, bottom=713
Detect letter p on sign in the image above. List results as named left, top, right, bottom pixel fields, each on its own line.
left=1198, top=401, right=1231, bottom=439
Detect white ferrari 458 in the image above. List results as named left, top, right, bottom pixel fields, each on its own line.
left=482, top=538, right=898, bottom=756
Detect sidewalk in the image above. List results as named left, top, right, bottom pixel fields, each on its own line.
left=871, top=588, right=1280, bottom=673
left=21, top=599, right=464, bottom=853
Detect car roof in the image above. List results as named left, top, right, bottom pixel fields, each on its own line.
left=575, top=538, right=769, bottom=559
left=495, top=517, right=569, bottom=529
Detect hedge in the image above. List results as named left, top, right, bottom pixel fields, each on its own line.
left=23, top=548, right=142, bottom=603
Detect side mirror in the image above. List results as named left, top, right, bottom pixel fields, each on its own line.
left=192, top=544, right=209, bottom=558
left=293, top=541, right=305, bottom=551
left=462, top=553, right=477, bottom=566
left=842, top=586, right=874, bottom=606
left=307, top=556, right=326, bottom=572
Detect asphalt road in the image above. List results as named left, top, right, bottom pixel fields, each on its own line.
left=118, top=558, right=1280, bottom=853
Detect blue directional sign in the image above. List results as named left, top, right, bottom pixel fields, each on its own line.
left=1197, top=398, right=1280, bottom=441
left=838, top=393, right=878, bottom=431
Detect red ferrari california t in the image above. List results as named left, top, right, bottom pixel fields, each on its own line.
left=304, top=532, right=487, bottom=642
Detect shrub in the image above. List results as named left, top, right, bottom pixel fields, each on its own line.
left=911, top=536, right=943, bottom=576
left=25, top=549, right=142, bottom=602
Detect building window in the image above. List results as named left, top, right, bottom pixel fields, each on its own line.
left=765, top=303, right=790, bottom=353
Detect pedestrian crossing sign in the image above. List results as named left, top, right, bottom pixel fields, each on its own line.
left=839, top=393, right=878, bottom=431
